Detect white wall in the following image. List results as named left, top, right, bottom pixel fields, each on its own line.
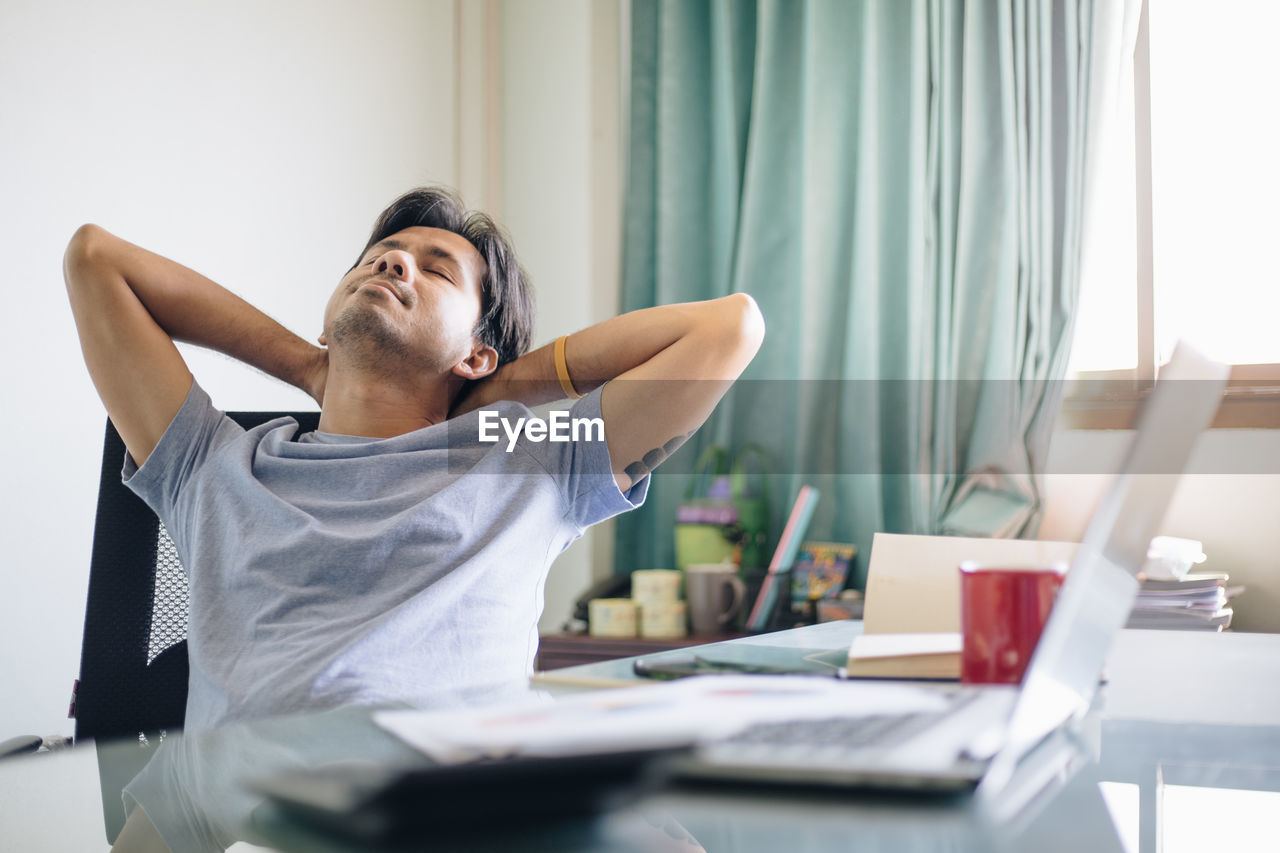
left=498, top=0, right=624, bottom=633
left=1040, top=430, right=1280, bottom=632
left=0, top=0, right=623, bottom=737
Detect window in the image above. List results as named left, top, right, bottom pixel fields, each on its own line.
left=1065, top=0, right=1280, bottom=428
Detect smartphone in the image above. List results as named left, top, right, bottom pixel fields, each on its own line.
left=252, top=746, right=685, bottom=844
left=632, top=654, right=810, bottom=680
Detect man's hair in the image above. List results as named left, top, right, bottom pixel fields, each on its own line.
left=354, top=187, right=534, bottom=365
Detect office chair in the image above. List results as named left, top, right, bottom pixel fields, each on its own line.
left=74, top=409, right=320, bottom=841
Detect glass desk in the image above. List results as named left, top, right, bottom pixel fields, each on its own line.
left=3, top=624, right=1277, bottom=852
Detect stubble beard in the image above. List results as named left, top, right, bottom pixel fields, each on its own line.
left=328, top=301, right=438, bottom=379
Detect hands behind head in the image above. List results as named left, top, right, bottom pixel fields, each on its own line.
left=305, top=347, right=329, bottom=407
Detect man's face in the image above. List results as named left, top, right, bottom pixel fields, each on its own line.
left=322, top=226, right=490, bottom=376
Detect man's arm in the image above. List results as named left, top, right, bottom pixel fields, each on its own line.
left=455, top=294, right=765, bottom=491
left=63, top=224, right=327, bottom=467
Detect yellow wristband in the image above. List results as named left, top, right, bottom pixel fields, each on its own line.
left=554, top=335, right=583, bottom=400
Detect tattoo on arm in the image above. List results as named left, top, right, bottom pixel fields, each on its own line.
left=623, top=431, right=694, bottom=483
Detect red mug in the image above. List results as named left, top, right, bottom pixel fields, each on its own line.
left=959, top=562, right=1066, bottom=685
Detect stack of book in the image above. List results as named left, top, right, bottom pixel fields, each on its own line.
left=1127, top=573, right=1242, bottom=631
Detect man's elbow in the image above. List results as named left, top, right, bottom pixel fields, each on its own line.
left=63, top=223, right=111, bottom=286
left=715, top=292, right=766, bottom=360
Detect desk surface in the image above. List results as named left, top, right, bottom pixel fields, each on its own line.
left=4, top=624, right=1278, bottom=852
left=537, top=621, right=1280, bottom=727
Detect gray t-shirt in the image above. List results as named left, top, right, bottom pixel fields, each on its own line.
left=123, top=380, right=645, bottom=732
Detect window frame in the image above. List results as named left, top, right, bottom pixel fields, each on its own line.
left=1064, top=0, right=1280, bottom=430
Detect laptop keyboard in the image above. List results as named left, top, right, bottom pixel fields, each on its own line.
left=718, top=690, right=982, bottom=755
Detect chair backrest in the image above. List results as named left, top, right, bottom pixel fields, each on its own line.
left=74, top=410, right=321, bottom=744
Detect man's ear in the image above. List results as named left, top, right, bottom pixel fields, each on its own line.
left=451, top=343, right=499, bottom=381
left=317, top=332, right=327, bottom=347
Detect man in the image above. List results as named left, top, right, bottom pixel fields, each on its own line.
left=64, top=187, right=764, bottom=732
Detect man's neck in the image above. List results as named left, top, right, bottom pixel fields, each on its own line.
left=316, top=362, right=461, bottom=438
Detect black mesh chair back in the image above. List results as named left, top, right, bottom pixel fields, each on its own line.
left=78, top=410, right=320, bottom=842
left=75, top=410, right=321, bottom=745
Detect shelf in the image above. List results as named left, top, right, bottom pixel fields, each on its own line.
left=535, top=632, right=746, bottom=671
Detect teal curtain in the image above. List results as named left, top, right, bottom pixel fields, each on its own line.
left=618, top=0, right=1094, bottom=588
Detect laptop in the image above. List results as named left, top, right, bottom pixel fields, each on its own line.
left=674, top=342, right=1228, bottom=795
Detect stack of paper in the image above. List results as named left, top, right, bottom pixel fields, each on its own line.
left=374, top=676, right=951, bottom=763
left=1126, top=573, right=1243, bottom=631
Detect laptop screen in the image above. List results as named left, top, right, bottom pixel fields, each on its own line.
left=983, top=343, right=1228, bottom=792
